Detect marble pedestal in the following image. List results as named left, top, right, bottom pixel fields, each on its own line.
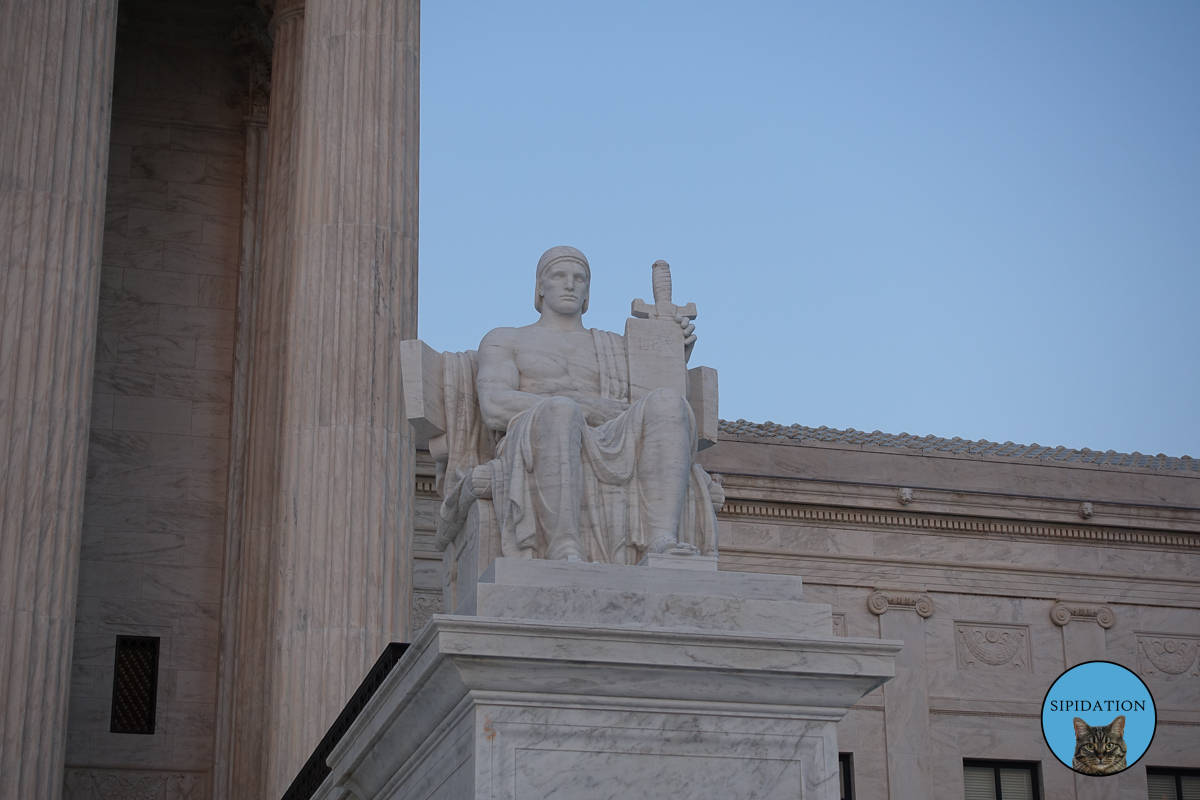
left=314, top=558, right=900, bottom=800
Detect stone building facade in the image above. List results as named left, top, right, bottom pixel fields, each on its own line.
left=2, top=1, right=1197, bottom=799
left=407, top=426, right=1200, bottom=799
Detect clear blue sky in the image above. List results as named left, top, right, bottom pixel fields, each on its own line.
left=419, top=2, right=1199, bottom=458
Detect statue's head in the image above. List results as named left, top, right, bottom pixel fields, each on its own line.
left=535, top=246, right=591, bottom=315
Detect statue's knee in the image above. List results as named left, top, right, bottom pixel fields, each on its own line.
left=534, top=396, right=586, bottom=433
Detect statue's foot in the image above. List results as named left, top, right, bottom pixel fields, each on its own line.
left=649, top=535, right=701, bottom=556
left=648, top=535, right=678, bottom=554
left=551, top=543, right=586, bottom=562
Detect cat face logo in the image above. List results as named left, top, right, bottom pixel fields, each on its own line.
left=1072, top=715, right=1127, bottom=776
left=1040, top=661, right=1156, bottom=777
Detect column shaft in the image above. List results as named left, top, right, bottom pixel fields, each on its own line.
left=267, top=0, right=419, bottom=792
left=213, top=3, right=306, bottom=798
left=881, top=610, right=934, bottom=799
left=0, top=1, right=118, bottom=797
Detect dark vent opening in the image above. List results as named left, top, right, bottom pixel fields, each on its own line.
left=839, top=753, right=855, bottom=800
left=110, top=636, right=160, bottom=735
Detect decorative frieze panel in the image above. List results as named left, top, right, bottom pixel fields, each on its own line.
left=868, top=590, right=934, bottom=618
left=955, top=623, right=1031, bottom=671
left=1050, top=602, right=1115, bottom=629
left=1136, top=633, right=1200, bottom=680
left=411, top=591, right=444, bottom=633
left=64, top=769, right=207, bottom=800
left=832, top=613, right=846, bottom=637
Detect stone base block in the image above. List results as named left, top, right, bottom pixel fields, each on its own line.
left=314, top=559, right=900, bottom=800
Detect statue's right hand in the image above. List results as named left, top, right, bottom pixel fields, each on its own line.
left=470, top=464, right=493, bottom=498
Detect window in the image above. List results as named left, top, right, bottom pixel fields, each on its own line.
left=963, top=760, right=1040, bottom=800
left=838, top=753, right=854, bottom=800
left=1147, top=768, right=1200, bottom=800
left=109, top=636, right=160, bottom=734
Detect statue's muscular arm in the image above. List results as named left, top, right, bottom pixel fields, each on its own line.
left=477, top=328, right=628, bottom=431
left=476, top=328, right=539, bottom=431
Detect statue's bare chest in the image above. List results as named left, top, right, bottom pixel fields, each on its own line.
left=512, top=330, right=601, bottom=396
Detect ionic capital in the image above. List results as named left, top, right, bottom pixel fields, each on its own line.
left=1050, top=601, right=1115, bottom=629
left=868, top=589, right=934, bottom=618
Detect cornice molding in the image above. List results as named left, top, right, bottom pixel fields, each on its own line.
left=711, top=470, right=1200, bottom=533
left=719, top=500, right=1200, bottom=550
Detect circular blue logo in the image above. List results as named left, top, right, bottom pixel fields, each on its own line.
left=1041, top=660, right=1156, bottom=776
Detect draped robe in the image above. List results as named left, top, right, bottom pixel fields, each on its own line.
left=435, top=329, right=719, bottom=564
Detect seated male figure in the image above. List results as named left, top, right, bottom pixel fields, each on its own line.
left=471, top=246, right=717, bottom=564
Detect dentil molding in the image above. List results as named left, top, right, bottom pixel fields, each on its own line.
left=717, top=500, right=1200, bottom=550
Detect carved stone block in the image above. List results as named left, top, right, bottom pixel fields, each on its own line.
left=1136, top=633, right=1200, bottom=680
left=63, top=768, right=208, bottom=800
left=955, top=623, right=1031, bottom=671
left=411, top=590, right=443, bottom=633
left=624, top=317, right=688, bottom=402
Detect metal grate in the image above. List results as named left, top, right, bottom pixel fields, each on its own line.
left=110, top=636, right=160, bottom=734
left=281, top=642, right=410, bottom=800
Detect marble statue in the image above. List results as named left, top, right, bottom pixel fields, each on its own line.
left=426, top=246, right=722, bottom=566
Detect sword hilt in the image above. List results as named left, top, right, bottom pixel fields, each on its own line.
left=651, top=260, right=672, bottom=306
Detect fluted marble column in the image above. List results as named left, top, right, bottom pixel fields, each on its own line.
left=213, top=2, right=306, bottom=798
left=265, top=0, right=419, bottom=794
left=0, top=2, right=118, bottom=798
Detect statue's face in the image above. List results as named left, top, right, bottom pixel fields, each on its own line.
left=539, top=260, right=590, bottom=316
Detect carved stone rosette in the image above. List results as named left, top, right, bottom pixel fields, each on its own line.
left=411, top=591, right=444, bottom=633
left=868, top=590, right=934, bottom=618
left=1050, top=601, right=1115, bottom=629
left=1136, top=633, right=1200, bottom=680
left=955, top=623, right=1030, bottom=671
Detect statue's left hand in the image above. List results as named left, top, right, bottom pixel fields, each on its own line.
left=675, top=313, right=697, bottom=363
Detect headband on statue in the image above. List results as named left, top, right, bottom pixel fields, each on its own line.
left=534, top=246, right=591, bottom=312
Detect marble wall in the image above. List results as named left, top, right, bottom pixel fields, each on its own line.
left=67, top=1, right=245, bottom=789
left=699, top=433, right=1200, bottom=800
